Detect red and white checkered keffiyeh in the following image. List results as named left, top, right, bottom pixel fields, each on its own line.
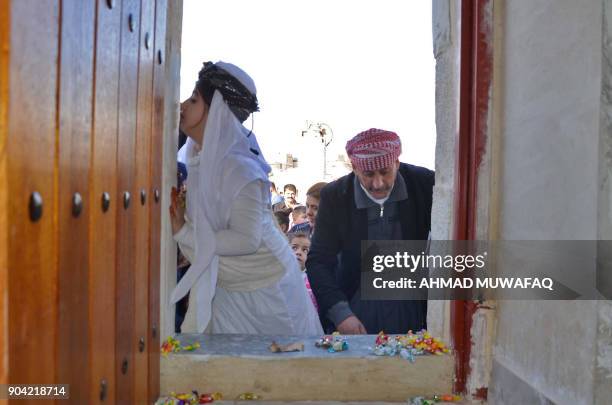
left=345, top=128, right=402, bottom=171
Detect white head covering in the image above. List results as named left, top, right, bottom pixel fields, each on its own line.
left=171, top=62, right=271, bottom=332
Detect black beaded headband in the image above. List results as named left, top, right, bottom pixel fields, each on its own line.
left=198, top=62, right=259, bottom=123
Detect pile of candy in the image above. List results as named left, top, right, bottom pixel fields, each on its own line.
left=408, top=394, right=462, bottom=405
left=315, top=332, right=348, bottom=353
left=155, top=391, right=222, bottom=404
left=161, top=336, right=201, bottom=356
left=371, top=330, right=449, bottom=363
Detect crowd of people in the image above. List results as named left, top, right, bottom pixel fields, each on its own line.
left=170, top=61, right=433, bottom=336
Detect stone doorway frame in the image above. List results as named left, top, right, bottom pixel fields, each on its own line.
left=157, top=0, right=497, bottom=398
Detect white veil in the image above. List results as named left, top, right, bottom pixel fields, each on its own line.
left=171, top=62, right=271, bottom=332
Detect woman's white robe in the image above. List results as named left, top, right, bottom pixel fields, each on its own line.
left=175, top=179, right=323, bottom=335
left=170, top=63, right=322, bottom=335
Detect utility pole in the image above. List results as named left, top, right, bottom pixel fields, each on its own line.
left=301, top=121, right=334, bottom=178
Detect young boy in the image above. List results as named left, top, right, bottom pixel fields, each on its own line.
left=288, top=232, right=318, bottom=311
left=289, top=205, right=307, bottom=229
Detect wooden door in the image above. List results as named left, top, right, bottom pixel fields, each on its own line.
left=0, top=0, right=168, bottom=403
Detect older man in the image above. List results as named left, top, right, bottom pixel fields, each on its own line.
left=307, top=128, right=434, bottom=334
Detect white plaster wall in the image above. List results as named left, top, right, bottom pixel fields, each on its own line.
left=493, top=0, right=603, bottom=404
left=499, top=1, right=600, bottom=241
left=160, top=0, right=183, bottom=339
left=429, top=0, right=460, bottom=344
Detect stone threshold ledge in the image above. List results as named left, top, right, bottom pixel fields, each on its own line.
left=209, top=402, right=478, bottom=405
left=161, top=334, right=454, bottom=402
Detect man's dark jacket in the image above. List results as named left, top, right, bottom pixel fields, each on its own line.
left=306, top=163, right=434, bottom=333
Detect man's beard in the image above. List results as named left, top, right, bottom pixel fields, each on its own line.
left=369, top=187, right=391, bottom=196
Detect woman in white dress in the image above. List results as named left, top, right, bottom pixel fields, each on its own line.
left=169, top=61, right=322, bottom=335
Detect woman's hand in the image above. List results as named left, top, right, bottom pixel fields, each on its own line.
left=169, top=186, right=186, bottom=235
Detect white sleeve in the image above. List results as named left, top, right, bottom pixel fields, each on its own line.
left=173, top=220, right=196, bottom=263
left=215, top=180, right=264, bottom=256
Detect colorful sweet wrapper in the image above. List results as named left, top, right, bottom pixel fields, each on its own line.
left=237, top=392, right=261, bottom=400
left=161, top=336, right=201, bottom=356
left=155, top=391, right=223, bottom=405
left=409, top=394, right=462, bottom=404
left=371, top=330, right=450, bottom=361
left=315, top=332, right=349, bottom=352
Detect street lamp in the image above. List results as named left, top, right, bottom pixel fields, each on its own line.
left=301, top=121, right=334, bottom=177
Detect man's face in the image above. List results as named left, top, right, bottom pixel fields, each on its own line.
left=353, top=160, right=400, bottom=200
left=305, top=195, right=319, bottom=226
left=284, top=189, right=297, bottom=204
left=291, top=236, right=310, bottom=270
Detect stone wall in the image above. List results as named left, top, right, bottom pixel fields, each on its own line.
left=429, top=0, right=461, bottom=345
left=595, top=1, right=612, bottom=402
left=160, top=0, right=183, bottom=338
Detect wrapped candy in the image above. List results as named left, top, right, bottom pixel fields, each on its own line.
left=315, top=335, right=333, bottom=349
left=371, top=330, right=450, bottom=360
left=409, top=394, right=462, bottom=404
left=399, top=348, right=415, bottom=363
left=155, top=390, right=223, bottom=405
left=155, top=391, right=199, bottom=405
left=408, top=398, right=436, bottom=405
left=372, top=344, right=396, bottom=356
left=375, top=331, right=389, bottom=346
left=198, top=392, right=222, bottom=404
left=330, top=339, right=348, bottom=352
left=198, top=394, right=213, bottom=404
left=182, top=342, right=201, bottom=352
left=161, top=337, right=181, bottom=355
left=405, top=330, right=450, bottom=355
left=434, top=394, right=461, bottom=402
left=315, top=332, right=348, bottom=352
left=237, top=392, right=261, bottom=400
left=161, top=336, right=201, bottom=356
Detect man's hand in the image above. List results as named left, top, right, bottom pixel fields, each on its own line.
left=336, top=315, right=367, bottom=335
left=169, top=186, right=186, bottom=235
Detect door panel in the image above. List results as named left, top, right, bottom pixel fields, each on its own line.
left=7, top=0, right=60, bottom=389
left=134, top=0, right=155, bottom=402
left=90, top=0, right=122, bottom=403
left=56, top=1, right=96, bottom=402
left=148, top=1, right=167, bottom=401
left=115, top=0, right=141, bottom=402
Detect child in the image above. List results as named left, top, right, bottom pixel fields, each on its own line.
left=288, top=232, right=318, bottom=311
left=289, top=205, right=307, bottom=229
left=274, top=211, right=290, bottom=234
